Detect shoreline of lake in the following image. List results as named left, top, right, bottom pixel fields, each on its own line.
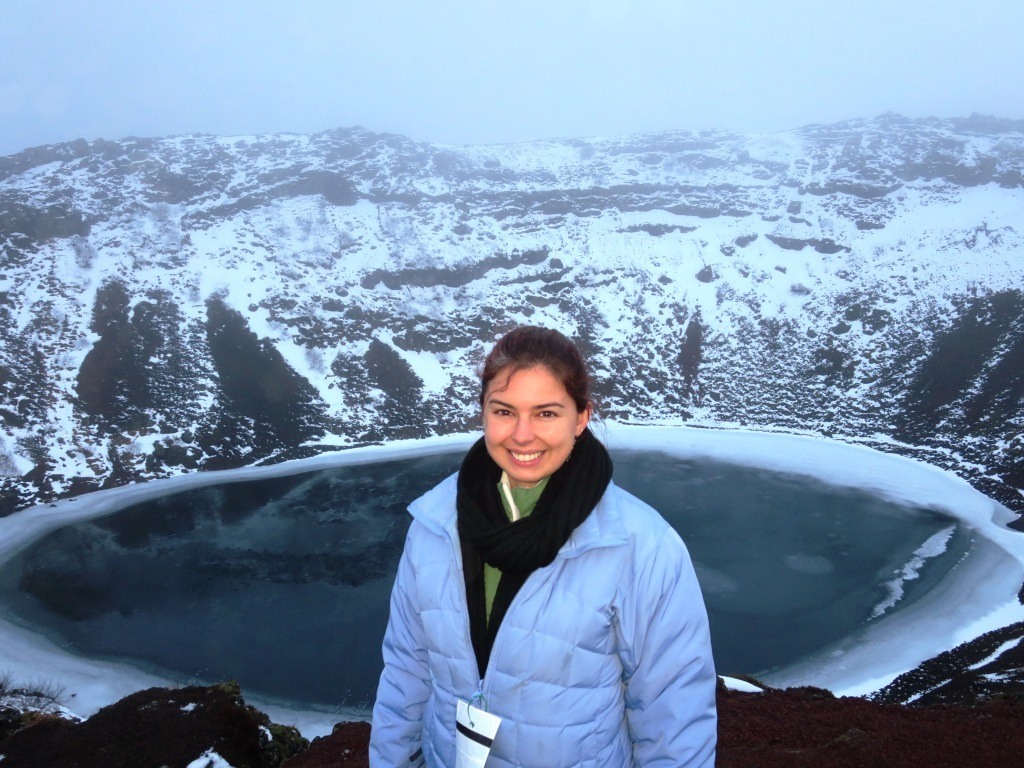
left=1, top=423, right=1022, bottom=737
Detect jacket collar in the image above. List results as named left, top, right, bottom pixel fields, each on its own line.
left=409, top=473, right=628, bottom=557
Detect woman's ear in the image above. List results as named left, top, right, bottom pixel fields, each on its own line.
left=575, top=403, right=592, bottom=437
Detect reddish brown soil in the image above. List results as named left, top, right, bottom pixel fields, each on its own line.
left=716, top=685, right=1024, bottom=768
left=283, top=721, right=370, bottom=768
left=3, top=682, right=1022, bottom=767
left=281, top=685, right=1024, bottom=768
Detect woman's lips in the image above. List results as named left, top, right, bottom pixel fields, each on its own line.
left=509, top=449, right=544, bottom=464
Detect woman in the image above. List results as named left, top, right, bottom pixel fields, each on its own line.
left=370, top=327, right=717, bottom=767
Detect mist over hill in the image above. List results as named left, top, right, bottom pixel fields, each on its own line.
left=1, top=113, right=1022, bottom=519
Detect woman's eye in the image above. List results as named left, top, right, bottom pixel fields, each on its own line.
left=539, top=410, right=558, bottom=419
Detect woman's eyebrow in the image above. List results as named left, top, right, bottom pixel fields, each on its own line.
left=486, top=398, right=566, bottom=410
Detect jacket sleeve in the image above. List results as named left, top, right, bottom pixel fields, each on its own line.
left=615, top=525, right=718, bottom=767
left=369, top=527, right=431, bottom=768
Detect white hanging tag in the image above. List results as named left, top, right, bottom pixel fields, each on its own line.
left=455, top=698, right=502, bottom=768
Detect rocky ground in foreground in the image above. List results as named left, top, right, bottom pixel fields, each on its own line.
left=1, top=678, right=1023, bottom=768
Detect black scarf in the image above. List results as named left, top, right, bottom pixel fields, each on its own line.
left=456, top=427, right=613, bottom=677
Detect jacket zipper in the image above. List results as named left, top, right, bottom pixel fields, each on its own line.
left=446, top=529, right=537, bottom=707
left=477, top=539, right=626, bottom=704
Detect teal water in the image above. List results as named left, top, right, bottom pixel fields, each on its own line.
left=0, top=450, right=969, bottom=713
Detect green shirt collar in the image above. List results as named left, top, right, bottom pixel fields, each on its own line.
left=497, top=473, right=549, bottom=521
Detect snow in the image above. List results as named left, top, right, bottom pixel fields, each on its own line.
left=185, top=750, right=236, bottom=768
left=967, top=639, right=1020, bottom=672
left=0, top=424, right=1021, bottom=737
left=373, top=329, right=452, bottom=396
left=720, top=676, right=765, bottom=694
left=5, top=123, right=1023, bottom=499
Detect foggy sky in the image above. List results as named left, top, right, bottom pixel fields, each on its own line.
left=2, top=0, right=1022, bottom=157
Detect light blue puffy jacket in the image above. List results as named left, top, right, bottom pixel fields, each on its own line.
left=370, top=474, right=717, bottom=767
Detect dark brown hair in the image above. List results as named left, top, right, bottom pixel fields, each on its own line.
left=479, top=326, right=592, bottom=413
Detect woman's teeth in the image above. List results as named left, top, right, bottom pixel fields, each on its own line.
left=512, top=451, right=542, bottom=462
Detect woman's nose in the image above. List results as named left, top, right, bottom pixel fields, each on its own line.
left=512, top=417, right=534, bottom=443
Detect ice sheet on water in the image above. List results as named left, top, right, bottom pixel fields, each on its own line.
left=0, top=424, right=1022, bottom=736
left=870, top=525, right=957, bottom=619
left=785, top=554, right=835, bottom=575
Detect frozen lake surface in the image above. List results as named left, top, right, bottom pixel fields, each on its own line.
left=0, top=425, right=1021, bottom=736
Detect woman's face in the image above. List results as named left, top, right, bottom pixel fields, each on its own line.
left=482, top=365, right=590, bottom=488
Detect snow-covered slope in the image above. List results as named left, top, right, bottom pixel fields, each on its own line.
left=1, top=113, right=1022, bottom=516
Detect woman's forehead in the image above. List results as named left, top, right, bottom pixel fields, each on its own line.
left=484, top=365, right=570, bottom=401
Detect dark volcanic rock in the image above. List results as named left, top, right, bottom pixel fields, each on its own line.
left=4, top=679, right=1023, bottom=768
left=201, top=296, right=330, bottom=469
left=871, top=620, right=1024, bottom=706
left=0, top=682, right=307, bottom=768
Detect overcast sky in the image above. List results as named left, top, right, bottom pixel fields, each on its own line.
left=2, top=0, right=1022, bottom=157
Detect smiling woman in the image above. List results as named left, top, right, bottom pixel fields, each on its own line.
left=480, top=332, right=591, bottom=489
left=370, top=326, right=718, bottom=768
left=482, top=367, right=586, bottom=488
